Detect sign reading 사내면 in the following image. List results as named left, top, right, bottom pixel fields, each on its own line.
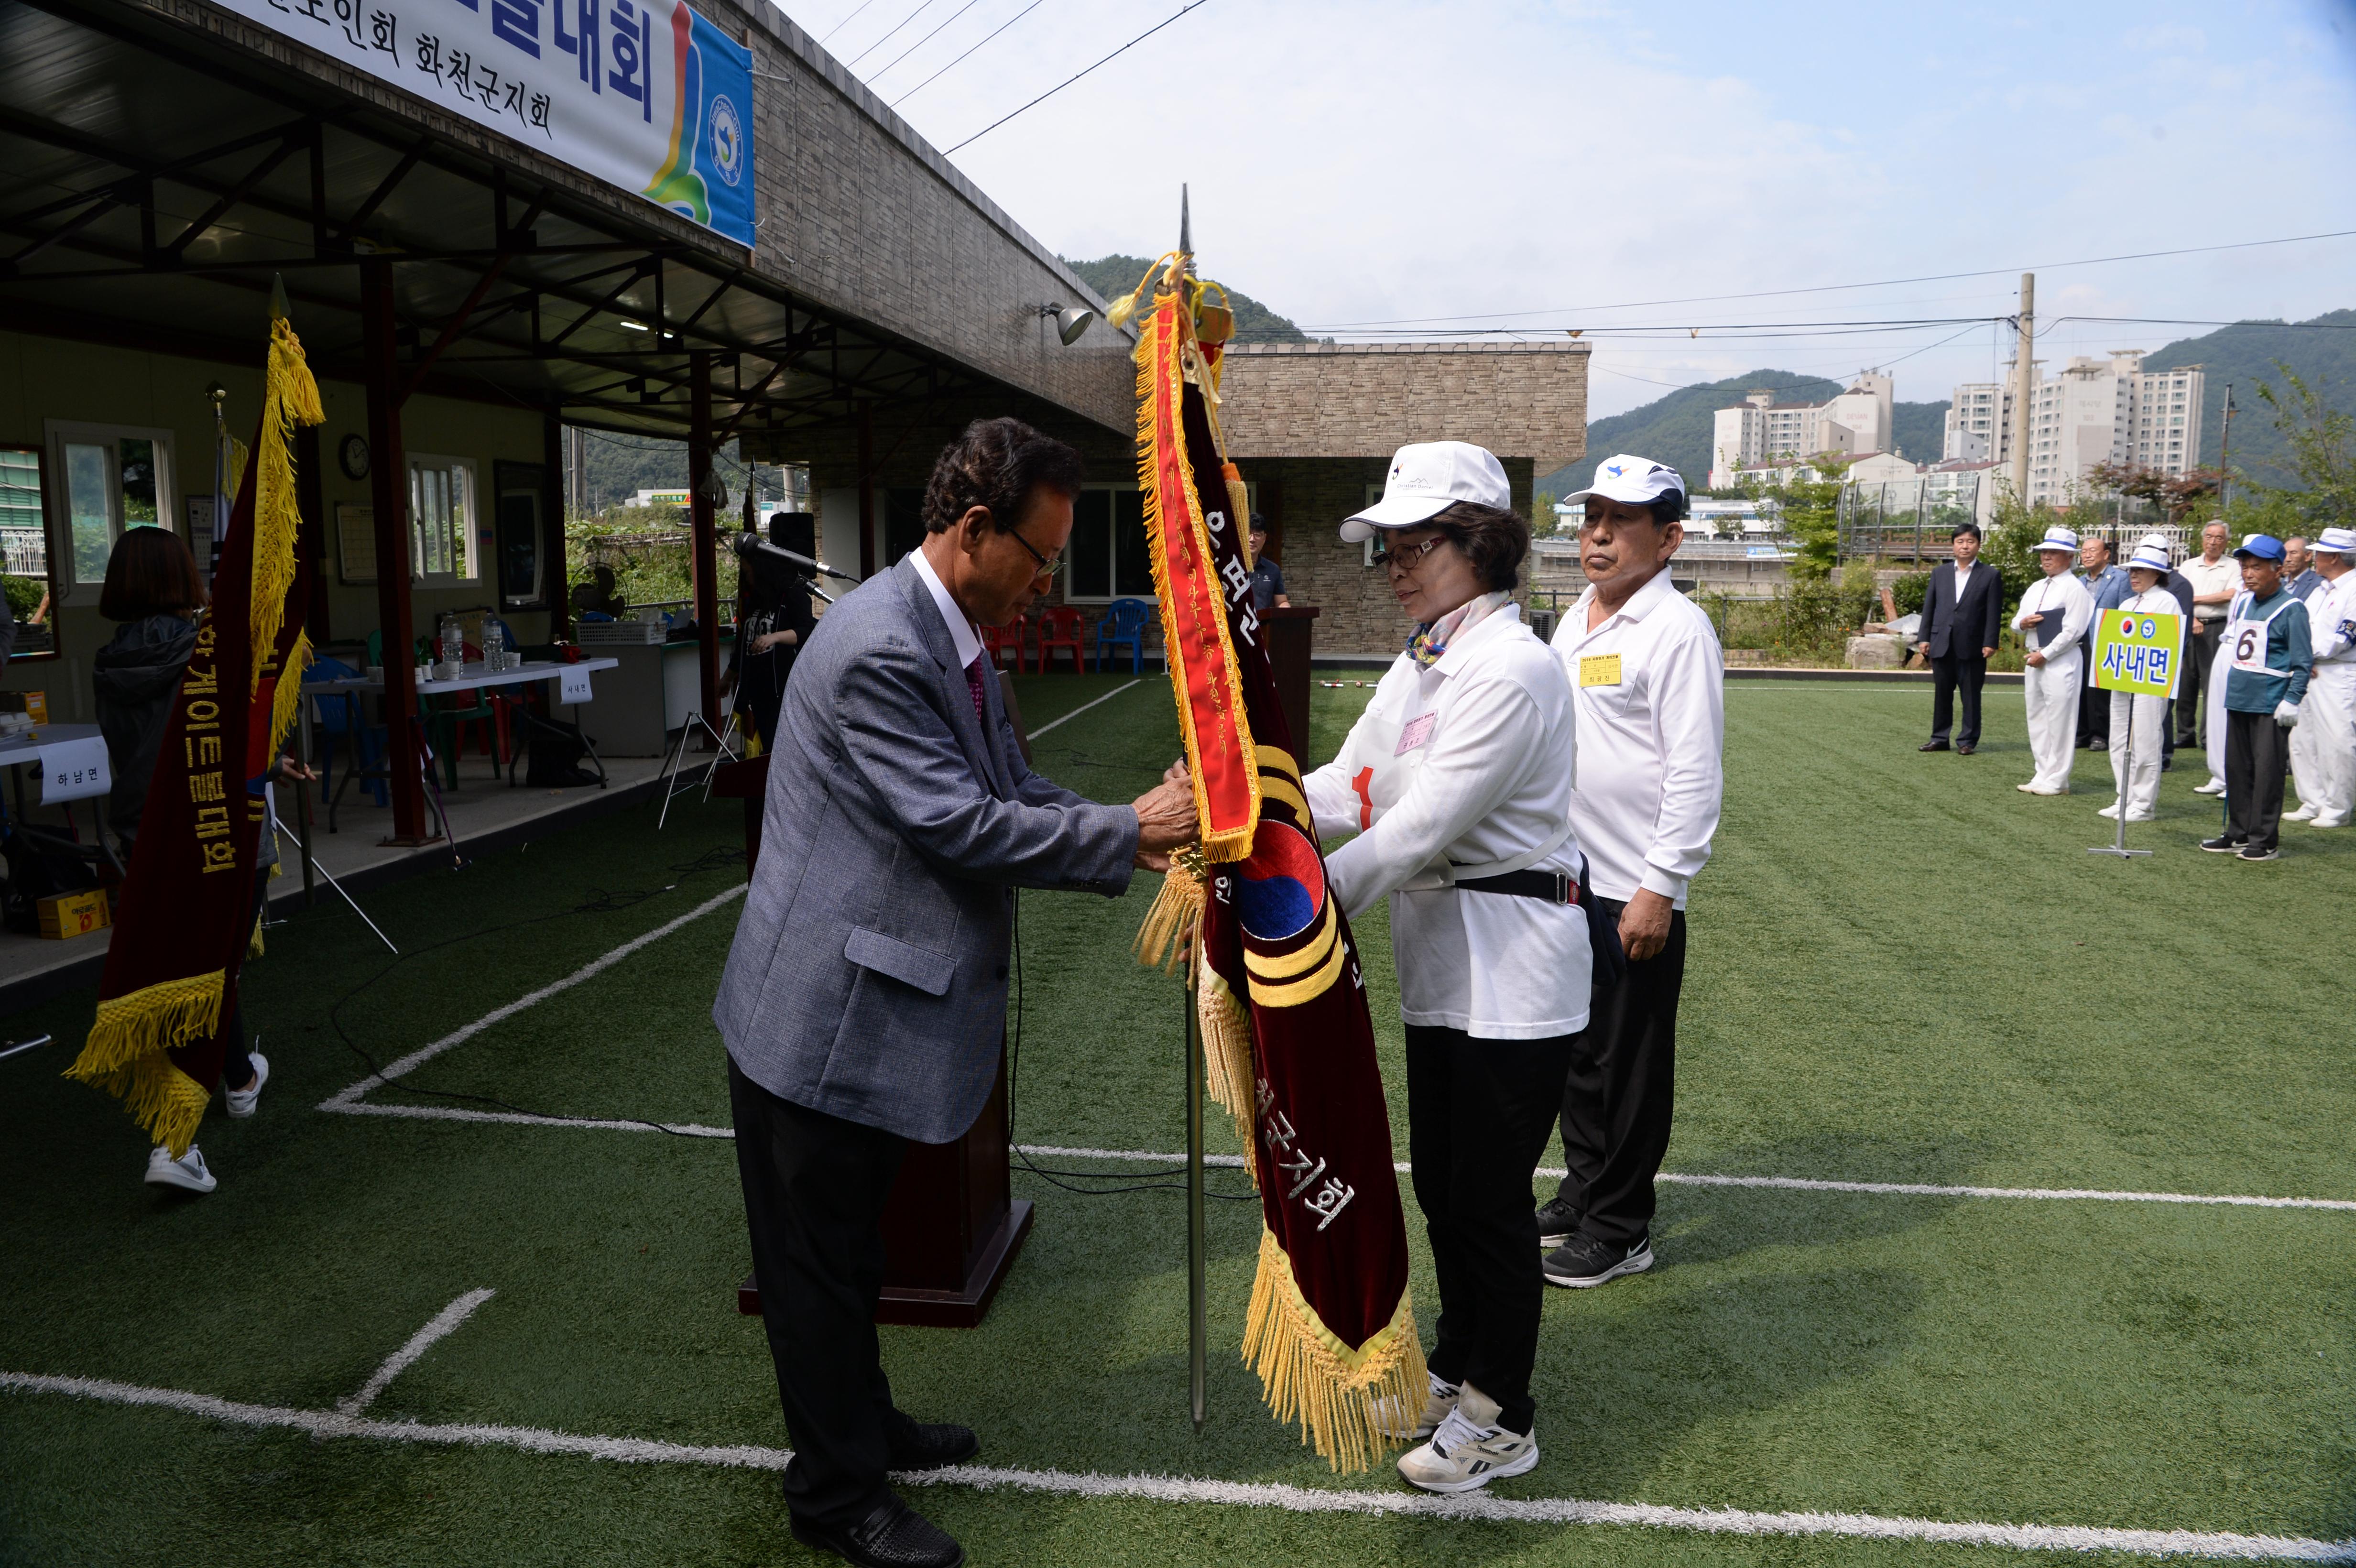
left=211, top=0, right=754, bottom=247
left=2093, top=609, right=2184, bottom=698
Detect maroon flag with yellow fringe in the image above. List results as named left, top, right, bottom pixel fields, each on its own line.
left=68, top=314, right=322, bottom=1155
left=1121, top=256, right=1425, bottom=1472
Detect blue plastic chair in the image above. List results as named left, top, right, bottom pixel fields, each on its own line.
left=305, top=656, right=387, bottom=812
left=1095, top=598, right=1154, bottom=674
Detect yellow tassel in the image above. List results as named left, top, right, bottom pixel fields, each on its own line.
left=1196, top=956, right=1258, bottom=1166
left=66, top=970, right=228, bottom=1156
left=268, top=629, right=313, bottom=762
left=1132, top=846, right=1204, bottom=973
left=250, top=318, right=324, bottom=699
left=248, top=912, right=266, bottom=958
left=1240, top=1228, right=1429, bottom=1474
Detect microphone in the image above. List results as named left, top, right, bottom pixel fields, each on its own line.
left=729, top=531, right=857, bottom=582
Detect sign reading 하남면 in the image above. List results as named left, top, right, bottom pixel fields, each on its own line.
left=2093, top=608, right=2184, bottom=698
left=213, top=0, right=755, bottom=248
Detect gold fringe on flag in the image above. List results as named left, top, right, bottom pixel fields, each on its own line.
left=1195, top=954, right=1258, bottom=1166
left=1131, top=845, right=1205, bottom=975
left=250, top=316, right=323, bottom=699
left=1241, top=1228, right=1428, bottom=1474
left=65, top=971, right=227, bottom=1156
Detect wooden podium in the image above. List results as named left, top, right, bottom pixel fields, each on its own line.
left=713, top=702, right=1035, bottom=1329
left=1262, top=605, right=1320, bottom=751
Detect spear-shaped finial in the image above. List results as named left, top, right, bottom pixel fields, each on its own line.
left=1179, top=183, right=1190, bottom=256
left=269, top=272, right=291, bottom=323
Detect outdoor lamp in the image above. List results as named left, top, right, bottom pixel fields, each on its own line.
left=1038, top=302, right=1095, bottom=346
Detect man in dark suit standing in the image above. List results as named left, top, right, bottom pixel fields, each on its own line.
left=1916, top=522, right=2005, bottom=754
left=714, top=418, right=1199, bottom=1568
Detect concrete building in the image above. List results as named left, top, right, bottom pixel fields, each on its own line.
left=1709, top=371, right=1893, bottom=487
left=1943, top=354, right=2203, bottom=504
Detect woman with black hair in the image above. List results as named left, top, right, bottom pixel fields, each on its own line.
left=722, top=511, right=818, bottom=752
left=1300, top=441, right=1589, bottom=1495
left=91, top=526, right=312, bottom=1195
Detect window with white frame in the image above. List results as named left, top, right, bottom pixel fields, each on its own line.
left=407, top=454, right=480, bottom=584
left=44, top=421, right=176, bottom=602
left=1063, top=483, right=1154, bottom=602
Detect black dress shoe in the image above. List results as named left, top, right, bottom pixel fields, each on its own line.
left=886, top=1408, right=978, bottom=1471
left=792, top=1494, right=965, bottom=1568
left=1955, top=743, right=1976, bottom=755
left=1919, top=740, right=1951, bottom=752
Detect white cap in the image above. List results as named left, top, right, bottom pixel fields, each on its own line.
left=2036, top=525, right=2079, bottom=554
left=2314, top=525, right=2356, bottom=556
left=2127, top=541, right=2173, bottom=573
left=1562, top=453, right=1688, bottom=512
left=2136, top=532, right=2173, bottom=557
left=1339, top=441, right=1511, bottom=541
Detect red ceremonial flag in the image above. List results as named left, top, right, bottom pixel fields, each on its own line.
left=68, top=314, right=323, bottom=1155
left=1122, top=257, right=1425, bottom=1472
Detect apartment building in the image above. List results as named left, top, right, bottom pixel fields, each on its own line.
left=1942, top=354, right=2203, bottom=504
left=1709, top=371, right=1893, bottom=487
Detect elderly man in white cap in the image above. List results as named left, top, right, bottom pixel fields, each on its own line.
left=2291, top=525, right=2356, bottom=828
left=1536, top=454, right=1723, bottom=1293
left=2098, top=539, right=2185, bottom=823
left=2011, top=526, right=2095, bottom=795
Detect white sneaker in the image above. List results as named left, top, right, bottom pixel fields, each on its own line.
left=146, top=1145, right=217, bottom=1193
left=2023, top=784, right=2065, bottom=796
left=2127, top=810, right=2158, bottom=823
left=225, top=1051, right=269, bottom=1118
left=2097, top=802, right=2122, bottom=819
left=1376, top=1372, right=1461, bottom=1443
left=1395, top=1383, right=1538, bottom=1493
left=2194, top=778, right=2226, bottom=796
left=2286, top=803, right=2318, bottom=822
left=2015, top=782, right=2038, bottom=793
left=2310, top=816, right=2350, bottom=829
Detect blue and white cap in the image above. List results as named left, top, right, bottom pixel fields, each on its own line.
left=2036, top=525, right=2079, bottom=554
left=2127, top=540, right=2172, bottom=573
left=1562, top=453, right=1687, bottom=512
left=2312, top=525, right=2356, bottom=557
left=1341, top=441, right=1513, bottom=541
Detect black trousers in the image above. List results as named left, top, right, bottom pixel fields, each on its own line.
left=2179, top=623, right=2221, bottom=746
left=2224, top=709, right=2291, bottom=851
left=1554, top=903, right=1686, bottom=1248
left=2076, top=673, right=2109, bottom=745
left=729, top=1058, right=909, bottom=1528
left=1405, top=1024, right=1575, bottom=1436
left=1929, top=654, right=1987, bottom=746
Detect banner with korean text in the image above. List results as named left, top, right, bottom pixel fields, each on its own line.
left=2093, top=609, right=2185, bottom=698
left=213, top=0, right=754, bottom=247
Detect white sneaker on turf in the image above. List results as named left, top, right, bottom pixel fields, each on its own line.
left=2286, top=803, right=2318, bottom=822
left=2127, top=810, right=2158, bottom=823
left=1375, top=1372, right=1461, bottom=1442
left=225, top=1052, right=270, bottom=1119
left=2311, top=816, right=2350, bottom=829
left=1396, top=1383, right=1537, bottom=1494
left=2194, top=777, right=2226, bottom=795
left=146, top=1145, right=217, bottom=1193
left=2097, top=802, right=2121, bottom=819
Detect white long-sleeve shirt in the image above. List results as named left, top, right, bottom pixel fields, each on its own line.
left=1549, top=570, right=1725, bottom=909
left=2012, top=572, right=2093, bottom=660
left=2311, top=574, right=2356, bottom=669
left=1302, top=604, right=1590, bottom=1039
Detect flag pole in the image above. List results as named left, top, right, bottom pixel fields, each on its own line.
left=1174, top=184, right=1208, bottom=1435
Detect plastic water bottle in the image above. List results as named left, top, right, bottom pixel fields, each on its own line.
left=482, top=618, right=506, bottom=671
left=440, top=618, right=463, bottom=674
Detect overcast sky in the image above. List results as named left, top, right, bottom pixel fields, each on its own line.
left=784, top=0, right=2356, bottom=418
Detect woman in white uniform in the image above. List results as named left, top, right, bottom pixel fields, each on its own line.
left=2012, top=525, right=2094, bottom=795
left=1300, top=441, right=1591, bottom=1496
left=2099, top=540, right=2182, bottom=823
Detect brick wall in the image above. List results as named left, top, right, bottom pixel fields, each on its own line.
left=1220, top=344, right=1590, bottom=476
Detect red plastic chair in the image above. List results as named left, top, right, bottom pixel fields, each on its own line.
left=1036, top=606, right=1088, bottom=673
left=981, top=617, right=1025, bottom=673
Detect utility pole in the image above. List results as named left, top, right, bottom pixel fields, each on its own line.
left=2007, top=272, right=2035, bottom=505
left=2215, top=382, right=2236, bottom=517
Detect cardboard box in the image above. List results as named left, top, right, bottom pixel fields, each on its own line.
left=37, top=888, right=110, bottom=940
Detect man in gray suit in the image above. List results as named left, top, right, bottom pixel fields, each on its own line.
left=715, top=417, right=1197, bottom=1568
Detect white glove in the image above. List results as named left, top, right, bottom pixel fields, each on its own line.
left=2275, top=700, right=2301, bottom=728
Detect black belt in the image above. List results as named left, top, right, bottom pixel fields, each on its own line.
left=1454, top=868, right=1579, bottom=904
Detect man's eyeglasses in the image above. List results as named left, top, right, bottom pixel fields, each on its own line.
left=1371, top=536, right=1447, bottom=572
left=1008, top=528, right=1064, bottom=581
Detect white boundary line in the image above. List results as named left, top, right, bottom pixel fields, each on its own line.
left=317, top=884, right=746, bottom=1112
left=1029, top=678, right=1144, bottom=739
left=1014, top=1146, right=2356, bottom=1214
left=338, top=1289, right=495, bottom=1415
left=3, top=1369, right=2348, bottom=1561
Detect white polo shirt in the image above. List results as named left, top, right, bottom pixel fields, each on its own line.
left=1549, top=570, right=1725, bottom=910
left=1302, top=605, right=1591, bottom=1040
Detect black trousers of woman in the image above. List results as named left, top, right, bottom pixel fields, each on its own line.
left=1404, top=1024, right=1578, bottom=1436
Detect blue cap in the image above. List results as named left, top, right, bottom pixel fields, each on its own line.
left=2232, top=533, right=2285, bottom=563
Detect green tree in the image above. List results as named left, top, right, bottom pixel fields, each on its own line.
left=1743, top=453, right=1854, bottom=581
left=2233, top=364, right=2355, bottom=530
left=1531, top=489, right=1558, bottom=536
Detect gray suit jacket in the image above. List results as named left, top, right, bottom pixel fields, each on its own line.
left=714, top=555, right=1139, bottom=1143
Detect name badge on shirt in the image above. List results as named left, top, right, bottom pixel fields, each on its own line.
left=1579, top=653, right=1623, bottom=688
left=1394, top=712, right=1437, bottom=754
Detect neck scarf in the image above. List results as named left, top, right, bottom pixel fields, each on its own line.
left=1407, top=590, right=1513, bottom=669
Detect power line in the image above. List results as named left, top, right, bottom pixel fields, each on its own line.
left=867, top=0, right=992, bottom=81
left=890, top=0, right=1044, bottom=105
left=1288, top=228, right=2356, bottom=331
left=819, top=0, right=882, bottom=44
left=943, top=0, right=1213, bottom=154
left=846, top=0, right=941, bottom=68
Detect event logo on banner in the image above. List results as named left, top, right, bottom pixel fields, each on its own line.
left=2094, top=609, right=2184, bottom=697
left=212, top=0, right=755, bottom=247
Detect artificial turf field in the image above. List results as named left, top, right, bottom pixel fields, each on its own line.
left=2, top=672, right=2351, bottom=1566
